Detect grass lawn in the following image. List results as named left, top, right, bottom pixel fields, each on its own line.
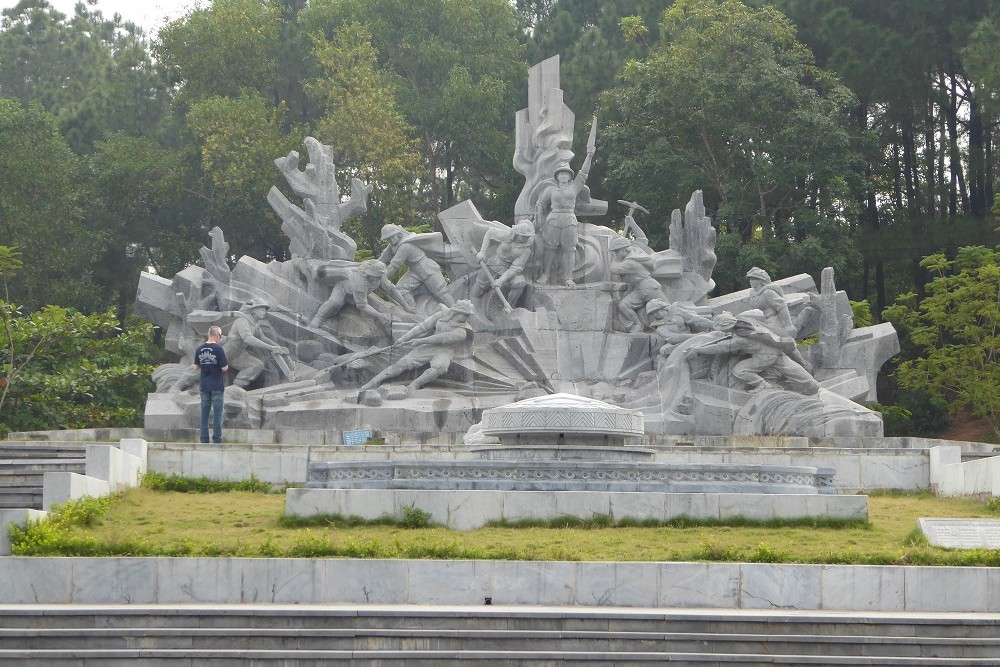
left=17, top=486, right=1000, bottom=565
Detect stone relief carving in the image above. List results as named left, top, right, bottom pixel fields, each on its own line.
left=136, top=56, right=899, bottom=438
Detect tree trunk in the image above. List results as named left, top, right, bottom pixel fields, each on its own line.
left=969, top=96, right=987, bottom=219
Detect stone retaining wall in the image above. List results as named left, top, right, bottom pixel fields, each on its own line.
left=145, top=441, right=929, bottom=492
left=0, top=557, right=997, bottom=613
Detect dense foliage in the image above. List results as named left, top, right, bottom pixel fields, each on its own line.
left=884, top=246, right=1000, bottom=439
left=1, top=0, right=998, bottom=435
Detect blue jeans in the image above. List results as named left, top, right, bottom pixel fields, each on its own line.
left=200, top=390, right=224, bottom=444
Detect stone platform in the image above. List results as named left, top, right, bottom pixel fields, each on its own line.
left=306, top=459, right=836, bottom=494
left=285, top=488, right=866, bottom=529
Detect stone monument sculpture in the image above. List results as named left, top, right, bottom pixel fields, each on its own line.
left=267, top=136, right=371, bottom=261
left=377, top=224, right=456, bottom=310
left=534, top=132, right=596, bottom=286
left=309, top=259, right=410, bottom=329
left=607, top=235, right=669, bottom=332
left=470, top=219, right=535, bottom=311
left=136, top=55, right=898, bottom=439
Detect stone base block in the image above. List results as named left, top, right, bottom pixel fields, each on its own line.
left=42, top=472, right=111, bottom=511
left=285, top=488, right=868, bottom=530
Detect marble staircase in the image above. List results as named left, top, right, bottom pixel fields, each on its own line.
left=0, top=605, right=997, bottom=665
left=0, top=442, right=87, bottom=510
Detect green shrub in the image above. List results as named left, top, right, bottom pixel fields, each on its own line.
left=141, top=471, right=272, bottom=493
left=869, top=403, right=914, bottom=436
left=400, top=505, right=433, bottom=528
left=8, top=495, right=117, bottom=555
left=748, top=542, right=788, bottom=563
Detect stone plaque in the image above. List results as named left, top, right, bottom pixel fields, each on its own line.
left=918, top=518, right=1000, bottom=549
left=342, top=429, right=373, bottom=446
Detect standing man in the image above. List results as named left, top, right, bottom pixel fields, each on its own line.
left=193, top=325, right=228, bottom=444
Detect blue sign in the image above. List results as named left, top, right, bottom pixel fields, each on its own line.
left=342, top=429, right=373, bottom=446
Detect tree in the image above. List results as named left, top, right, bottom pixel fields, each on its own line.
left=0, top=0, right=169, bottom=153
left=884, top=246, right=1000, bottom=434
left=0, top=306, right=156, bottom=434
left=300, top=0, right=525, bottom=218
left=186, top=93, right=295, bottom=260
left=883, top=246, right=1000, bottom=438
left=307, top=24, right=422, bottom=250
left=86, top=133, right=199, bottom=316
left=155, top=0, right=283, bottom=103
left=0, top=99, right=104, bottom=311
left=0, top=247, right=155, bottom=434
left=756, top=0, right=1000, bottom=315
left=601, top=0, right=862, bottom=293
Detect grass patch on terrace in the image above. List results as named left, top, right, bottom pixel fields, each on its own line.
left=11, top=485, right=1000, bottom=565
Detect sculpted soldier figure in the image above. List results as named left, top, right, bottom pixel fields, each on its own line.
left=684, top=312, right=819, bottom=394
left=227, top=300, right=297, bottom=388
left=378, top=224, right=455, bottom=310
left=310, top=259, right=411, bottom=328
left=646, top=299, right=714, bottom=356
left=746, top=267, right=794, bottom=337
left=359, top=300, right=475, bottom=393
left=608, top=235, right=667, bottom=333
left=534, top=144, right=595, bottom=286
left=471, top=219, right=535, bottom=308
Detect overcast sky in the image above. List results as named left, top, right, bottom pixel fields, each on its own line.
left=0, top=0, right=198, bottom=34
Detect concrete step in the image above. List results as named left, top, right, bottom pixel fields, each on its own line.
left=0, top=606, right=997, bottom=665
left=0, top=627, right=996, bottom=658
left=0, top=460, right=86, bottom=473
left=0, top=443, right=89, bottom=459
left=0, top=461, right=86, bottom=489
left=0, top=648, right=997, bottom=666
left=0, top=485, right=43, bottom=510
left=0, top=448, right=88, bottom=509
left=4, top=606, right=999, bottom=637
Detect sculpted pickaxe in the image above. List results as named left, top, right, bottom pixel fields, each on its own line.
left=617, top=199, right=650, bottom=217
left=617, top=200, right=651, bottom=244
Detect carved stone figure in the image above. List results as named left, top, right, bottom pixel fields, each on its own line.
left=227, top=301, right=297, bottom=388
left=608, top=235, right=668, bottom=333
left=619, top=208, right=650, bottom=251
left=534, top=143, right=595, bottom=286
left=378, top=224, right=456, bottom=310
left=310, top=259, right=411, bottom=329
left=359, top=300, right=475, bottom=393
left=471, top=219, right=535, bottom=309
left=746, top=267, right=795, bottom=337
left=513, top=58, right=606, bottom=224
left=199, top=226, right=231, bottom=290
left=685, top=313, right=819, bottom=395
left=653, top=312, right=738, bottom=417
left=646, top=299, right=714, bottom=356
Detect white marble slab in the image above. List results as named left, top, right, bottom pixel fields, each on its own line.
left=919, top=518, right=1000, bottom=549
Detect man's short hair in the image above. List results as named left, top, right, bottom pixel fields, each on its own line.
left=208, top=325, right=223, bottom=337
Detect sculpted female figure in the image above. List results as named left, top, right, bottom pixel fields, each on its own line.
left=534, top=143, right=595, bottom=286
